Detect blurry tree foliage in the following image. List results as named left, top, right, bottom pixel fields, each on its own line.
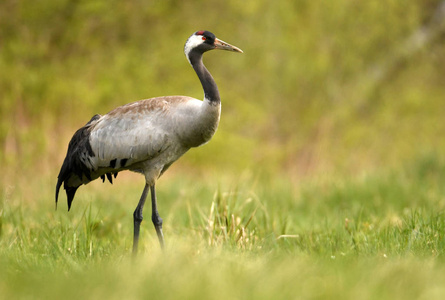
left=1, top=0, right=444, bottom=178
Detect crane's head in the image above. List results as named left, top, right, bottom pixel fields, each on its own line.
left=184, top=31, right=243, bottom=63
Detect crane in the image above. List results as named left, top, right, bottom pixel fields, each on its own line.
left=55, top=30, right=243, bottom=254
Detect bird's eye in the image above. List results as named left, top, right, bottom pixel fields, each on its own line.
left=202, top=36, right=207, bottom=41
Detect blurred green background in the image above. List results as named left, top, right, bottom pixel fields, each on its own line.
left=1, top=0, right=444, bottom=181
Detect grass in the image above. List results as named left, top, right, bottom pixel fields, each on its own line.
left=1, top=154, right=445, bottom=299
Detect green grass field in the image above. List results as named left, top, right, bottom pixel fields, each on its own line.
left=1, top=154, right=445, bottom=299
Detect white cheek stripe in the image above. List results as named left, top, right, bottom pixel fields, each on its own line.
left=184, top=35, right=205, bottom=64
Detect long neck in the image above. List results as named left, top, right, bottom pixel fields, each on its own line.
left=188, top=50, right=220, bottom=104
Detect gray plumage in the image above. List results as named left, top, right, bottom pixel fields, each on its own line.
left=55, top=30, right=242, bottom=254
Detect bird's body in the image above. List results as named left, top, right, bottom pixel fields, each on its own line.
left=61, top=96, right=220, bottom=196
left=56, top=31, right=242, bottom=254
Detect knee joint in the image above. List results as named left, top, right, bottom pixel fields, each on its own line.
left=133, top=211, right=143, bottom=222
left=152, top=214, right=163, bottom=226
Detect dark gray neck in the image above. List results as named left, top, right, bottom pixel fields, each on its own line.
left=188, top=50, right=220, bottom=104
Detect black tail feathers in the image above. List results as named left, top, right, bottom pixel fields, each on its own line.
left=55, top=176, right=79, bottom=211
left=55, top=159, right=81, bottom=211
left=55, top=114, right=101, bottom=211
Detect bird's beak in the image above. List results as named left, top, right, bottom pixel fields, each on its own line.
left=214, top=38, right=243, bottom=53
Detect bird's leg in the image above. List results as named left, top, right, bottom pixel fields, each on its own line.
left=150, top=185, right=165, bottom=249
left=133, top=183, right=150, bottom=255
